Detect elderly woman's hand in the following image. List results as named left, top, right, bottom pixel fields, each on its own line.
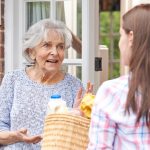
left=0, top=128, right=42, bottom=145
left=73, top=82, right=93, bottom=108
left=17, top=128, right=42, bottom=144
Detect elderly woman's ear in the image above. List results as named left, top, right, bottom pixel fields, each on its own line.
left=27, top=48, right=36, bottom=61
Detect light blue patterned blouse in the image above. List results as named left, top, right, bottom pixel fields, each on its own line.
left=0, top=68, right=84, bottom=150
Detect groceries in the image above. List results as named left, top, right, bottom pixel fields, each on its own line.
left=46, top=93, right=95, bottom=118
left=42, top=94, right=91, bottom=150
left=47, top=94, right=68, bottom=114
left=80, top=93, right=95, bottom=118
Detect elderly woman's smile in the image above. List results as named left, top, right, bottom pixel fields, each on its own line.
left=46, top=59, right=59, bottom=63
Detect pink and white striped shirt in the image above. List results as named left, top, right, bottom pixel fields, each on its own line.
left=87, top=75, right=150, bottom=150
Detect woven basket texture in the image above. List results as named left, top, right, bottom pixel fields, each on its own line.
left=41, top=114, right=90, bottom=150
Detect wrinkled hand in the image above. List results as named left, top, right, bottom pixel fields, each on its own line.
left=0, top=129, right=42, bottom=145
left=73, top=82, right=93, bottom=108
left=16, top=128, right=42, bottom=144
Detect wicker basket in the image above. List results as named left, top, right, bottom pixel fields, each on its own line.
left=41, top=114, right=90, bottom=150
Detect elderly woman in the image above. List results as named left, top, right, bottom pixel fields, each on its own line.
left=0, top=19, right=86, bottom=149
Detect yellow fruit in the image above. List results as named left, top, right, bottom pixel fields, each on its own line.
left=80, top=93, right=95, bottom=118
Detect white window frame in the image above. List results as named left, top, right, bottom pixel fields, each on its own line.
left=5, top=0, right=100, bottom=91
left=5, top=0, right=26, bottom=72
left=82, top=0, right=99, bottom=91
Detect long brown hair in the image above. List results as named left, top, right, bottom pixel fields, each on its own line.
left=123, top=4, right=150, bottom=128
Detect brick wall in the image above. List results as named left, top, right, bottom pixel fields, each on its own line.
left=0, top=0, right=4, bottom=83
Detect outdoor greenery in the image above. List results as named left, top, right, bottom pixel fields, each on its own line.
left=100, top=11, right=120, bottom=79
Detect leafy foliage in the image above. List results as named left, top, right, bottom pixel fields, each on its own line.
left=100, top=11, right=120, bottom=79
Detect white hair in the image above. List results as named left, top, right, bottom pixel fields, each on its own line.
left=23, top=19, right=72, bottom=63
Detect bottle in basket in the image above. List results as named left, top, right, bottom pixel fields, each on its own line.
left=47, top=94, right=67, bottom=114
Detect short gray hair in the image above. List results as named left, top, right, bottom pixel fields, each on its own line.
left=23, top=19, right=72, bottom=63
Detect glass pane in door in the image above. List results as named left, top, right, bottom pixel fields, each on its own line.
left=26, top=1, right=50, bottom=30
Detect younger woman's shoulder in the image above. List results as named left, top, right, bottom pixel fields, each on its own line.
left=94, top=75, right=129, bottom=111
left=95, top=74, right=129, bottom=100
left=101, top=74, right=129, bottom=90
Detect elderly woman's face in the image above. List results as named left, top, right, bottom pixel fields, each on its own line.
left=30, top=30, right=65, bottom=73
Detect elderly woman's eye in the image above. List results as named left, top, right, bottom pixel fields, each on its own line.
left=43, top=43, right=49, bottom=47
left=42, top=42, right=51, bottom=48
left=57, top=44, right=65, bottom=50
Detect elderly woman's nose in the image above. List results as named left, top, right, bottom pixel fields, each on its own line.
left=50, top=46, right=58, bottom=54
